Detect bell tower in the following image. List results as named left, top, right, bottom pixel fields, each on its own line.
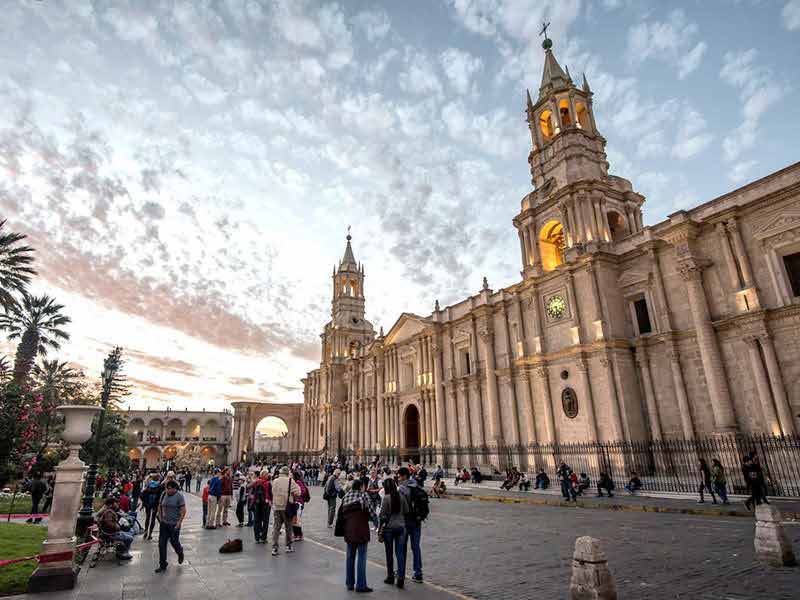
left=514, top=27, right=645, bottom=279
left=526, top=30, right=608, bottom=192
left=321, top=229, right=375, bottom=365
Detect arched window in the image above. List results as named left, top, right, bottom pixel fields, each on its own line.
left=575, top=102, right=590, bottom=130
left=558, top=99, right=572, bottom=128
left=539, top=110, right=555, bottom=139
left=540, top=220, right=565, bottom=272
left=607, top=211, right=629, bottom=242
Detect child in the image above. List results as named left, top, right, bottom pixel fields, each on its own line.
left=201, top=481, right=210, bottom=527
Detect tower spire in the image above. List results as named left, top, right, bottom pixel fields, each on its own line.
left=538, top=25, right=570, bottom=98
left=582, top=72, right=591, bottom=94
left=340, top=226, right=357, bottom=271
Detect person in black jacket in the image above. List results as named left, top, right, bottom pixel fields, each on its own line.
left=26, top=473, right=47, bottom=524
left=340, top=480, right=377, bottom=593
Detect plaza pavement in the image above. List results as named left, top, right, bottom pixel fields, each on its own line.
left=12, top=491, right=457, bottom=600
left=12, top=481, right=800, bottom=599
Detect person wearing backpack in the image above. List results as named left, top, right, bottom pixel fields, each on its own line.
left=250, top=471, right=272, bottom=544
left=397, top=466, right=428, bottom=584
left=323, top=469, right=343, bottom=528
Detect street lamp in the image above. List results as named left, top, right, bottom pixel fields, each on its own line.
left=75, top=347, right=123, bottom=536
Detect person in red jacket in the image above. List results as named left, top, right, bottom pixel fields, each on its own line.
left=201, top=482, right=210, bottom=527
left=292, top=471, right=310, bottom=541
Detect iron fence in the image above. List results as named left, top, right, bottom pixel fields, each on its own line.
left=260, top=434, right=800, bottom=497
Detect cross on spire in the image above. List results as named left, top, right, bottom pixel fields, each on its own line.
left=346, top=225, right=351, bottom=241
left=540, top=20, right=553, bottom=50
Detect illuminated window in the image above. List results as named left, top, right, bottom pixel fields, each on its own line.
left=558, top=99, right=571, bottom=127
left=607, top=210, right=629, bottom=242
left=539, top=220, right=565, bottom=272
left=575, top=102, right=590, bottom=130
left=539, top=110, right=555, bottom=139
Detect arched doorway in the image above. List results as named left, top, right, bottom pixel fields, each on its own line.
left=128, top=448, right=142, bottom=469
left=144, top=447, right=161, bottom=469
left=255, top=416, right=289, bottom=457
left=403, top=404, right=421, bottom=463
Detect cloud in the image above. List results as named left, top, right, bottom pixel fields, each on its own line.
left=671, top=106, right=713, bottom=159
left=448, top=0, right=499, bottom=37
left=352, top=9, right=391, bottom=42
left=720, top=49, right=787, bottom=162
left=123, top=348, right=199, bottom=377
left=783, top=0, right=800, bottom=30
left=728, top=160, right=758, bottom=183
left=627, top=10, right=707, bottom=79
left=398, top=52, right=443, bottom=96
left=440, top=48, right=484, bottom=94
left=128, top=377, right=193, bottom=399
left=229, top=377, right=256, bottom=385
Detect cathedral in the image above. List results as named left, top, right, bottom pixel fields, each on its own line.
left=233, top=38, right=800, bottom=467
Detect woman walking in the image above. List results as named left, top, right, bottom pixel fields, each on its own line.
left=340, top=479, right=378, bottom=593
left=379, top=478, right=408, bottom=588
left=697, top=458, right=717, bottom=504
left=711, top=459, right=729, bottom=505
left=292, top=470, right=310, bottom=542
left=140, top=473, right=162, bottom=540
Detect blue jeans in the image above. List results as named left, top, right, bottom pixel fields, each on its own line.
left=383, top=526, right=407, bottom=579
left=158, top=523, right=183, bottom=569
left=714, top=483, right=729, bottom=503
left=111, top=531, right=133, bottom=555
left=405, top=521, right=423, bottom=578
left=345, top=542, right=368, bottom=591
left=560, top=480, right=576, bottom=500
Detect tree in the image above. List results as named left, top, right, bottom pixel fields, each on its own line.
left=0, top=219, right=36, bottom=312
left=0, top=294, right=71, bottom=386
left=32, top=359, right=82, bottom=449
left=0, top=355, right=11, bottom=385
left=80, top=412, right=131, bottom=474
left=173, top=444, right=206, bottom=474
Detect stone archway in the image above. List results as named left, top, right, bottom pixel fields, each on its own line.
left=230, top=401, right=302, bottom=464
left=143, top=447, right=161, bottom=469
left=403, top=404, right=421, bottom=462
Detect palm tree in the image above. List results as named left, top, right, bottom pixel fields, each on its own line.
left=0, top=295, right=71, bottom=386
left=0, top=356, right=11, bottom=385
left=32, top=359, right=81, bottom=405
left=32, top=359, right=82, bottom=449
left=0, top=219, right=36, bottom=311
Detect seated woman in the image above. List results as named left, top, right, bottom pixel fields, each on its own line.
left=453, top=468, right=470, bottom=486
left=470, top=468, right=483, bottom=484
left=534, top=470, right=550, bottom=490
left=576, top=473, right=591, bottom=496
left=500, top=469, right=515, bottom=491
left=518, top=472, right=531, bottom=491
left=625, top=472, right=642, bottom=495
left=431, top=477, right=447, bottom=498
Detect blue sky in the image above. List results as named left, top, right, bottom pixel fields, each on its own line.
left=1, top=0, right=798, bottom=414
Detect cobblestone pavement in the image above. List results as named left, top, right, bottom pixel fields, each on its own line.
left=300, top=486, right=800, bottom=600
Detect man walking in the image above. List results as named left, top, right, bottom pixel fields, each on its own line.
left=26, top=473, right=47, bottom=524
left=270, top=466, right=301, bottom=556
left=324, top=469, right=343, bottom=528
left=251, top=471, right=272, bottom=544
left=155, top=481, right=186, bottom=573
left=398, top=466, right=429, bottom=584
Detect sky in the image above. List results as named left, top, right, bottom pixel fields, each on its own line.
left=1, top=0, right=798, bottom=422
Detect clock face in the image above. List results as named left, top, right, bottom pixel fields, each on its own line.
left=545, top=295, right=567, bottom=320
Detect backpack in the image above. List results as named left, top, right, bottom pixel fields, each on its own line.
left=252, top=482, right=267, bottom=506
left=406, top=485, right=430, bottom=522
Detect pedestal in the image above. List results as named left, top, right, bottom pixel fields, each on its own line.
left=28, top=448, right=89, bottom=593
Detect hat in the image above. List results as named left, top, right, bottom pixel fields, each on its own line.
left=279, top=466, right=290, bottom=475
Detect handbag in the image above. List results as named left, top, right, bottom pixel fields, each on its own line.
left=285, top=481, right=298, bottom=519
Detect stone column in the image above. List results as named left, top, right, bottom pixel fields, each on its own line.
left=519, top=371, right=536, bottom=444
left=599, top=352, right=625, bottom=441
left=447, top=386, right=459, bottom=446
left=569, top=536, right=618, bottom=600
left=760, top=334, right=796, bottom=436
left=635, top=345, right=663, bottom=441
left=519, top=229, right=528, bottom=268
left=499, top=374, right=520, bottom=445
left=350, top=385, right=357, bottom=450
left=728, top=219, right=755, bottom=288
left=376, top=358, right=385, bottom=448
left=535, top=366, right=557, bottom=444
left=666, top=342, right=695, bottom=440
left=754, top=504, right=797, bottom=567
left=679, top=261, right=737, bottom=431
left=746, top=336, right=781, bottom=435
left=470, top=379, right=485, bottom=447
left=478, top=324, right=503, bottom=445
left=576, top=358, right=599, bottom=442
left=527, top=223, right=541, bottom=269
left=433, top=338, right=446, bottom=446
left=716, top=222, right=742, bottom=290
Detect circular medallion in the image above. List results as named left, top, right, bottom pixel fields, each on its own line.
left=545, top=294, right=567, bottom=320
left=561, top=387, right=578, bottom=419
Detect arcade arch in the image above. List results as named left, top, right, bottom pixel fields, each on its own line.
left=230, top=402, right=302, bottom=463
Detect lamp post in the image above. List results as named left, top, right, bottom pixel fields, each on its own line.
left=28, top=404, right=101, bottom=592
left=75, top=347, right=123, bottom=537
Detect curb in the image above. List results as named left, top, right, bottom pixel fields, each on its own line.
left=439, top=492, right=800, bottom=520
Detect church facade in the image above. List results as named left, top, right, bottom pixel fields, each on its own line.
left=292, top=40, right=800, bottom=465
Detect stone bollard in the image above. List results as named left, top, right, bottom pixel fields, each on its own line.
left=754, top=504, right=796, bottom=567
left=569, top=536, right=617, bottom=600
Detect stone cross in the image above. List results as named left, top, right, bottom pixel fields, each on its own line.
left=754, top=504, right=796, bottom=567
left=569, top=536, right=618, bottom=600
